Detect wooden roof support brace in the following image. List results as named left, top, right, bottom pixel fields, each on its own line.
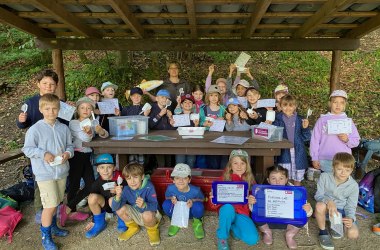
left=345, top=13, right=380, bottom=38
left=330, top=50, right=342, bottom=93
left=52, top=49, right=66, bottom=101
left=186, top=0, right=197, bottom=38
left=243, top=0, right=272, bottom=39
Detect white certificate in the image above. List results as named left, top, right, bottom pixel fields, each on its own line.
left=173, top=114, right=191, bottom=127
left=171, top=201, right=189, bottom=228
left=257, top=99, right=276, bottom=108
left=327, top=118, right=352, bottom=134
left=97, top=101, right=116, bottom=114
left=209, top=119, right=226, bottom=132
left=265, top=189, right=294, bottom=219
left=102, top=182, right=116, bottom=191
left=234, top=52, right=251, bottom=68
left=58, top=101, right=75, bottom=121
left=217, top=183, right=246, bottom=203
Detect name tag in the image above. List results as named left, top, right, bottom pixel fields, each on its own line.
left=102, top=182, right=116, bottom=191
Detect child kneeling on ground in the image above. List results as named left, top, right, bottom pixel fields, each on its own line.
left=112, top=162, right=162, bottom=246
left=162, top=163, right=205, bottom=238
left=315, top=152, right=359, bottom=250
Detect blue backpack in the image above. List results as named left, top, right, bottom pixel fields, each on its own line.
left=358, top=168, right=380, bottom=213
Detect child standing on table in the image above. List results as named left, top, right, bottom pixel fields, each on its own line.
left=98, top=81, right=122, bottom=132
left=315, top=152, right=359, bottom=249
left=60, top=97, right=109, bottom=227
left=22, top=94, right=74, bottom=250
left=162, top=163, right=205, bottom=239
left=113, top=162, right=162, bottom=246
left=224, top=97, right=250, bottom=132
left=209, top=149, right=259, bottom=250
left=310, top=90, right=360, bottom=173
left=252, top=165, right=313, bottom=248
left=273, top=95, right=311, bottom=186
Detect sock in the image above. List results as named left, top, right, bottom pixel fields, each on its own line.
left=319, top=229, right=328, bottom=235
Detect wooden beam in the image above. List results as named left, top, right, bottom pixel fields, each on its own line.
left=345, top=13, right=380, bottom=38
left=52, top=49, right=66, bottom=100
left=0, top=7, right=54, bottom=38
left=330, top=50, right=342, bottom=93
left=293, top=0, right=357, bottom=38
left=31, top=0, right=101, bottom=38
left=185, top=0, right=197, bottom=38
left=36, top=38, right=360, bottom=51
left=0, top=149, right=23, bottom=165
left=107, top=0, right=145, bottom=38
left=243, top=0, right=272, bottom=38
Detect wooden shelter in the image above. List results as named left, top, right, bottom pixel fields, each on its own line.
left=1, top=0, right=380, bottom=98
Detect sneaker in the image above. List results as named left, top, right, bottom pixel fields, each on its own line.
left=35, top=210, right=42, bottom=224
left=217, top=238, right=229, bottom=250
left=168, top=225, right=180, bottom=236
left=319, top=234, right=334, bottom=250
left=330, top=228, right=343, bottom=239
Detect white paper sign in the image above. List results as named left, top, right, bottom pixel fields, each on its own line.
left=209, top=119, right=226, bottom=132
left=173, top=114, right=191, bottom=127
left=102, top=182, right=116, bottom=191
left=190, top=113, right=199, bottom=121
left=102, top=98, right=119, bottom=109
left=58, top=101, right=75, bottom=121
left=171, top=201, right=189, bottom=228
left=265, top=189, right=294, bottom=219
left=234, top=52, right=251, bottom=68
left=327, top=118, right=352, bottom=134
left=257, top=99, right=276, bottom=108
left=217, top=183, right=245, bottom=203
left=97, top=101, right=116, bottom=114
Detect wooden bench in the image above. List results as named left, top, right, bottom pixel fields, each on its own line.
left=0, top=148, right=24, bottom=164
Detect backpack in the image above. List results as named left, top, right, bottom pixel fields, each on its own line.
left=0, top=193, right=18, bottom=210
left=0, top=206, right=23, bottom=243
left=0, top=182, right=34, bottom=203
left=358, top=168, right=380, bottom=213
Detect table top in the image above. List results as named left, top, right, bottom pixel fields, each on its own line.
left=83, top=130, right=293, bottom=156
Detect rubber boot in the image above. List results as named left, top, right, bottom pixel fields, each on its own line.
left=168, top=225, right=180, bottom=236
left=193, top=218, right=205, bottom=239
left=117, top=215, right=128, bottom=233
left=146, top=222, right=160, bottom=246
left=285, top=224, right=300, bottom=249
left=51, top=214, right=69, bottom=237
left=217, top=238, right=229, bottom=250
left=40, top=225, right=57, bottom=250
left=85, top=212, right=107, bottom=239
left=118, top=220, right=140, bottom=241
left=259, top=224, right=273, bottom=245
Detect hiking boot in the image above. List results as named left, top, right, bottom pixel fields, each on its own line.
left=168, top=225, right=180, bottom=236
left=259, top=224, right=273, bottom=245
left=118, top=221, right=140, bottom=241
left=285, top=224, right=300, bottom=249
left=217, top=238, right=229, bottom=250
left=146, top=222, right=160, bottom=246
left=51, top=214, right=69, bottom=237
left=40, top=225, right=57, bottom=250
left=319, top=234, right=334, bottom=250
left=116, top=215, right=128, bottom=233
left=85, top=212, right=107, bottom=239
left=192, top=218, right=205, bottom=239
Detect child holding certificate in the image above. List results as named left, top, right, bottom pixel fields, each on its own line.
left=310, top=90, right=360, bottom=172
left=224, top=97, right=250, bottom=131
left=209, top=149, right=259, bottom=249
left=252, top=165, right=313, bottom=249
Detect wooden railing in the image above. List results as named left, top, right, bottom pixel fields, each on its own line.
left=0, top=149, right=24, bottom=164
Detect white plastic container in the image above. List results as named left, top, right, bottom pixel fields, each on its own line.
left=177, top=127, right=206, bottom=136
left=108, top=116, right=149, bottom=137
left=251, top=125, right=284, bottom=142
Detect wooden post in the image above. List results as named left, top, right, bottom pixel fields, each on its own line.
left=330, top=50, right=342, bottom=93
left=52, top=49, right=66, bottom=100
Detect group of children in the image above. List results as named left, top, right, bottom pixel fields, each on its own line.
left=18, top=65, right=362, bottom=250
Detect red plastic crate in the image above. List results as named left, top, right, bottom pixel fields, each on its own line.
left=151, top=168, right=223, bottom=211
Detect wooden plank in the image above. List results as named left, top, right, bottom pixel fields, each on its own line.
left=107, top=0, right=144, bottom=38
left=31, top=0, right=101, bottom=38
left=185, top=0, right=197, bottom=38
left=345, top=13, right=380, bottom=38
left=293, top=0, right=357, bottom=38
left=0, top=149, right=24, bottom=165
left=36, top=37, right=360, bottom=51
left=52, top=49, right=66, bottom=101
left=0, top=7, right=54, bottom=38
left=329, top=50, right=342, bottom=93
left=243, top=0, right=272, bottom=38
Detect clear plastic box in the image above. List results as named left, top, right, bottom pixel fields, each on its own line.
left=251, top=125, right=284, bottom=142
left=177, top=127, right=205, bottom=136
left=108, top=115, right=149, bottom=137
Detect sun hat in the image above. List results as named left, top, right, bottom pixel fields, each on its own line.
left=130, top=87, right=143, bottom=96
left=329, top=90, right=348, bottom=100
left=171, top=163, right=191, bottom=178
left=181, top=94, right=195, bottom=103
left=216, top=78, right=227, bottom=85
left=95, top=154, right=114, bottom=165
left=85, top=86, right=101, bottom=96
left=274, top=84, right=289, bottom=94
left=226, top=97, right=239, bottom=106
left=156, top=89, right=171, bottom=98
left=101, top=81, right=118, bottom=92
left=232, top=80, right=250, bottom=95
left=207, top=85, right=220, bottom=94
left=76, top=96, right=95, bottom=108
left=229, top=149, right=249, bottom=160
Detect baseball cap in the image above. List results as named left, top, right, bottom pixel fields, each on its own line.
left=76, top=96, right=95, bottom=108
left=274, top=84, right=289, bottom=94
left=181, top=94, right=195, bottom=103
left=156, top=89, right=171, bottom=98
left=207, top=85, right=220, bottom=94
left=95, top=154, right=114, bottom=165
left=85, top=86, right=100, bottom=96
left=229, top=149, right=249, bottom=160
left=216, top=78, right=227, bottom=85
left=329, top=90, right=348, bottom=100
left=101, top=81, right=118, bottom=92
left=171, top=163, right=191, bottom=178
left=232, top=80, right=250, bottom=95
left=130, top=87, right=143, bottom=96
left=226, top=97, right=239, bottom=106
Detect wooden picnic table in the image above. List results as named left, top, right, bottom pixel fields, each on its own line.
left=83, top=130, right=293, bottom=182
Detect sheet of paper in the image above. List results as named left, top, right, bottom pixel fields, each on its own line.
left=211, top=136, right=250, bottom=145
left=79, top=118, right=92, bottom=130
left=58, top=101, right=75, bottom=121
left=190, top=113, right=199, bottom=121
left=102, top=182, right=116, bottom=191
left=102, top=98, right=119, bottom=109
left=327, top=118, right=352, bottom=134
left=257, top=99, right=276, bottom=108
left=216, top=183, right=246, bottom=203
left=209, top=119, right=226, bottom=132
left=173, top=114, right=191, bottom=127
left=171, top=201, right=189, bottom=228
left=265, top=189, right=294, bottom=219
left=97, top=101, right=116, bottom=114
left=234, top=52, right=251, bottom=68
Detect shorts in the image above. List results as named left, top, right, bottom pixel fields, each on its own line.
left=123, top=204, right=162, bottom=226
left=320, top=160, right=333, bottom=173
left=101, top=196, right=113, bottom=213
left=279, top=148, right=305, bottom=182
left=37, top=178, right=66, bottom=208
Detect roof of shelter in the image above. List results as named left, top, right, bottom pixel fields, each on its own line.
left=1, top=0, right=380, bottom=51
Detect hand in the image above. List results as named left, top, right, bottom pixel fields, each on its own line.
left=193, top=119, right=199, bottom=127
left=338, top=134, right=349, bottom=143
left=248, top=111, right=258, bottom=119
left=302, top=119, right=309, bottom=128
left=94, top=109, right=100, bottom=115
left=302, top=202, right=312, bottom=213
left=44, top=152, right=55, bottom=163
left=83, top=125, right=92, bottom=134
left=204, top=120, right=213, bottom=127
left=167, top=110, right=173, bottom=117
left=66, top=100, right=75, bottom=106
left=143, top=89, right=149, bottom=95
left=61, top=152, right=70, bottom=163
left=248, top=195, right=256, bottom=205
left=208, top=64, right=215, bottom=75
left=312, top=160, right=321, bottom=169
left=85, top=222, right=94, bottom=232
left=244, top=68, right=253, bottom=80
left=225, top=112, right=232, bottom=121
left=326, top=200, right=338, bottom=217
left=265, top=120, right=273, bottom=125
left=159, top=107, right=167, bottom=117
left=115, top=185, right=123, bottom=197
left=143, top=109, right=151, bottom=116
left=229, top=64, right=236, bottom=75
left=171, top=196, right=177, bottom=205
left=342, top=217, right=354, bottom=228
left=114, top=108, right=120, bottom=116
left=135, top=196, right=145, bottom=208
left=239, top=111, right=248, bottom=120
left=169, top=117, right=175, bottom=126
left=176, top=96, right=181, bottom=104
left=95, top=125, right=105, bottom=136
left=187, top=199, right=193, bottom=208
left=18, top=112, right=27, bottom=123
